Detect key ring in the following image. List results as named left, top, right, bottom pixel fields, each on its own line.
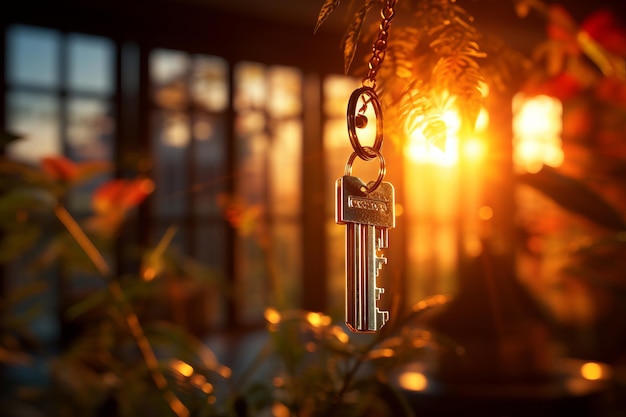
left=343, top=146, right=386, bottom=194
left=347, top=86, right=384, bottom=161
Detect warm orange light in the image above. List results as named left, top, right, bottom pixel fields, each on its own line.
left=512, top=94, right=563, bottom=173
left=478, top=205, right=493, bottom=220
left=463, top=137, right=487, bottom=161
left=398, top=371, right=428, bottom=391
left=404, top=97, right=487, bottom=166
left=172, top=360, right=194, bottom=378
left=332, top=326, right=350, bottom=344
left=272, top=403, right=291, bottom=417
left=264, top=307, right=282, bottom=324
left=368, top=348, right=395, bottom=359
left=306, top=312, right=331, bottom=327
left=580, top=362, right=604, bottom=380
left=406, top=127, right=458, bottom=166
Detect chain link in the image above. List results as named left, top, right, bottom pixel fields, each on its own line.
left=362, top=0, right=397, bottom=87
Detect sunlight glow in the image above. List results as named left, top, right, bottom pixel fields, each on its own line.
left=272, top=403, right=291, bottom=417
left=512, top=94, right=563, bottom=173
left=306, top=312, right=331, bottom=327
left=264, top=307, right=282, bottom=325
left=405, top=99, right=489, bottom=167
left=580, top=362, right=605, bottom=380
left=398, top=371, right=428, bottom=391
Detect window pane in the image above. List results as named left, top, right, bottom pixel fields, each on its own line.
left=192, top=114, right=226, bottom=216
left=236, top=236, right=268, bottom=324
left=269, top=119, right=301, bottom=217
left=66, top=97, right=114, bottom=213
left=236, top=129, right=268, bottom=206
left=270, top=223, right=301, bottom=310
left=6, top=91, right=61, bottom=163
left=67, top=97, right=114, bottom=161
left=67, top=34, right=114, bottom=94
left=234, top=61, right=266, bottom=111
left=192, top=55, right=228, bottom=112
left=152, top=111, right=189, bottom=216
left=267, top=66, right=302, bottom=118
left=6, top=25, right=60, bottom=88
left=151, top=49, right=190, bottom=110
left=323, top=75, right=358, bottom=116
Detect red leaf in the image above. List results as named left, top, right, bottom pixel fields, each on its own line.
left=41, top=156, right=79, bottom=181
left=522, top=72, right=583, bottom=101
left=547, top=5, right=578, bottom=44
left=92, top=178, right=154, bottom=214
left=581, top=9, right=626, bottom=56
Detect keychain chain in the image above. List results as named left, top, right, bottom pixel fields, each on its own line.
left=363, top=0, right=396, bottom=89
left=346, top=0, right=396, bottom=183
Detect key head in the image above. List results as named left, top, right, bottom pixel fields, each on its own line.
left=336, top=175, right=395, bottom=228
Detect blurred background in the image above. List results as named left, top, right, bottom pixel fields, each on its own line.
left=2, top=0, right=626, bottom=416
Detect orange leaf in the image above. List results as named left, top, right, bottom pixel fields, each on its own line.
left=92, top=178, right=154, bottom=214
left=41, top=156, right=79, bottom=181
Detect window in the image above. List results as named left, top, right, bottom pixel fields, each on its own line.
left=5, top=24, right=115, bottom=213
left=149, top=51, right=305, bottom=328
left=3, top=24, right=117, bottom=344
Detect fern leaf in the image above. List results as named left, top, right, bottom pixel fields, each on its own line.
left=314, top=0, right=342, bottom=34
left=342, top=1, right=375, bottom=75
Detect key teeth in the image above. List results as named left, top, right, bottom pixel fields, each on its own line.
left=377, top=309, right=389, bottom=328
left=375, top=286, right=384, bottom=300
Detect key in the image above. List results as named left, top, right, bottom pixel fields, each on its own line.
left=336, top=175, right=395, bottom=333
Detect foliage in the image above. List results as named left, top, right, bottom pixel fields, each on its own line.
left=512, top=1, right=626, bottom=362
left=316, top=0, right=489, bottom=149
left=0, top=144, right=459, bottom=417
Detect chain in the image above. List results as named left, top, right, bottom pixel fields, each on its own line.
left=362, top=0, right=397, bottom=88
left=345, top=0, right=397, bottom=189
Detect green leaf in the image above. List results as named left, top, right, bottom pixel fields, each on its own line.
left=518, top=166, right=626, bottom=231
left=0, top=226, right=42, bottom=264
left=314, top=0, right=341, bottom=34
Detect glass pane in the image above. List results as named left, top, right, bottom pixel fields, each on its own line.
left=192, top=55, right=228, bottom=112
left=67, top=33, right=114, bottom=94
left=323, top=74, right=358, bottom=117
left=236, top=130, right=268, bottom=206
left=152, top=111, right=189, bottom=217
left=151, top=49, right=190, bottom=110
left=192, top=114, right=226, bottom=216
left=67, top=97, right=114, bottom=161
left=6, top=91, right=61, bottom=163
left=235, top=235, right=268, bottom=324
left=234, top=61, right=266, bottom=111
left=66, top=97, right=114, bottom=213
left=269, top=119, right=301, bottom=217
left=267, top=66, right=302, bottom=118
left=270, top=223, right=301, bottom=310
left=6, top=25, right=60, bottom=88
left=194, top=223, right=227, bottom=328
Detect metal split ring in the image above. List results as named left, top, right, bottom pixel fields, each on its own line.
left=344, top=146, right=387, bottom=193
left=346, top=86, right=383, bottom=161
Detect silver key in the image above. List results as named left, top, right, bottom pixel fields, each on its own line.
left=336, top=175, right=395, bottom=333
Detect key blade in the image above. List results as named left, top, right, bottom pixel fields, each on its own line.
left=345, top=224, right=389, bottom=333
